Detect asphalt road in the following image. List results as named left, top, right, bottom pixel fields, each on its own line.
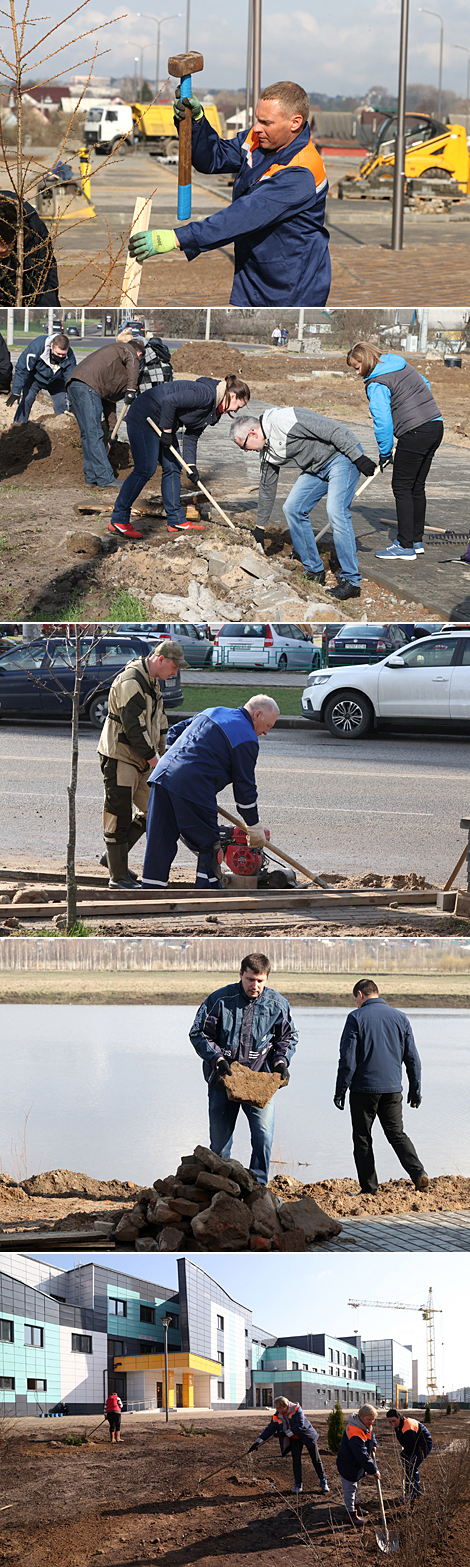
left=2, top=722, right=469, bottom=882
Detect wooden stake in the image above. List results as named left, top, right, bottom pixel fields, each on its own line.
left=217, top=804, right=329, bottom=888
left=444, top=844, right=468, bottom=891
left=121, top=196, right=153, bottom=308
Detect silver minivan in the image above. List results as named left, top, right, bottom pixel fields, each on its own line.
left=212, top=623, right=320, bottom=671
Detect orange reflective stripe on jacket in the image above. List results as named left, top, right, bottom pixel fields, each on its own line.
left=401, top=1419, right=420, bottom=1434
left=273, top=1403, right=301, bottom=1437
left=346, top=1423, right=372, bottom=1442
left=241, top=128, right=327, bottom=191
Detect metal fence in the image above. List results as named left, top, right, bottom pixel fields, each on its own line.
left=1, top=936, right=470, bottom=973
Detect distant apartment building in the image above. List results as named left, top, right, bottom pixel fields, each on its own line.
left=1, top=1255, right=377, bottom=1416
left=361, top=1337, right=414, bottom=1406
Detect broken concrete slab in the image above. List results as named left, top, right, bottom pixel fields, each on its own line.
left=192, top=1146, right=254, bottom=1193
left=191, top=1191, right=252, bottom=1249
left=223, top=1062, right=283, bottom=1108
left=195, top=1171, right=241, bottom=1198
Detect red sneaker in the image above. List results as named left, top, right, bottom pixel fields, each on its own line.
left=167, top=520, right=205, bottom=532
left=108, top=520, right=143, bottom=540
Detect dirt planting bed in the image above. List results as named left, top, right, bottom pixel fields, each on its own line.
left=1, top=1409, right=469, bottom=1567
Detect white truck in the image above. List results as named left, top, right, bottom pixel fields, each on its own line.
left=84, top=103, right=134, bottom=155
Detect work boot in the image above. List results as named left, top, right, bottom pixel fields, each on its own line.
left=106, top=842, right=139, bottom=890
left=97, top=479, right=122, bottom=490
left=415, top=1173, right=429, bottom=1191
left=305, top=568, right=326, bottom=585
left=251, top=526, right=266, bottom=549
left=327, top=580, right=361, bottom=600
left=100, top=848, right=139, bottom=884
left=108, top=519, right=143, bottom=539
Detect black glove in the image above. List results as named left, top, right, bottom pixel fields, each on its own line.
left=214, top=1058, right=232, bottom=1080
left=407, top=1088, right=421, bottom=1108
left=124, top=389, right=137, bottom=404
left=276, top=1061, right=290, bottom=1085
left=251, top=526, right=266, bottom=548
left=379, top=451, right=394, bottom=472
left=334, top=1093, right=345, bottom=1111
left=185, top=464, right=199, bottom=483
left=159, top=429, right=173, bottom=446
left=355, top=454, right=376, bottom=477
left=6, top=392, right=19, bottom=407
left=248, top=1440, right=263, bottom=1453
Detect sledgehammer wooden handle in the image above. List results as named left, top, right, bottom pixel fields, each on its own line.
left=168, top=50, right=204, bottom=220
left=217, top=804, right=329, bottom=889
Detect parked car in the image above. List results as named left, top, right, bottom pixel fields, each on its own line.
left=66, top=325, right=80, bottom=337
left=301, top=630, right=470, bottom=738
left=325, top=623, right=411, bottom=666
left=212, top=623, right=321, bottom=671
left=0, top=634, right=183, bottom=727
left=115, top=621, right=213, bottom=667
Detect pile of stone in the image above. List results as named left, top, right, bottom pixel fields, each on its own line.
left=113, top=1145, right=343, bottom=1253
left=102, top=528, right=326, bottom=623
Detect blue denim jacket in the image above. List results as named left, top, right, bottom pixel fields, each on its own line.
left=189, top=980, right=297, bottom=1084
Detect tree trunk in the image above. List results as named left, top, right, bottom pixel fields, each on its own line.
left=15, top=70, right=24, bottom=307
left=66, top=629, right=81, bottom=930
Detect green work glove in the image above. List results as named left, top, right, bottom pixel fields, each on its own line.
left=129, top=230, right=178, bottom=262
left=173, top=86, right=204, bottom=122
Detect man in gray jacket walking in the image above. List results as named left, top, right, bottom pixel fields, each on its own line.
left=334, top=978, right=428, bottom=1194
left=232, top=406, right=375, bottom=601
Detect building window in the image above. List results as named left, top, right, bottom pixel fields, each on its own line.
left=139, top=1341, right=158, bottom=1356
left=27, top=1379, right=47, bottom=1391
left=111, top=1340, right=124, bottom=1356
left=109, top=1299, right=127, bottom=1317
left=327, top=1389, right=331, bottom=1401
left=354, top=1371, right=358, bottom=1380
left=217, top=1316, right=224, bottom=1331
left=245, top=1359, right=249, bottom=1368
left=342, top=1353, right=346, bottom=1365
left=217, top=1381, right=225, bottom=1398
left=0, top=1376, right=14, bottom=1390
left=245, top=1328, right=248, bottom=1338
left=24, top=1325, right=43, bottom=1347
left=140, top=1304, right=155, bottom=1324
left=335, top=1368, right=340, bottom=1376
left=0, top=1320, right=14, bottom=1342
left=328, top=1349, right=333, bottom=1361
left=292, top=1362, right=299, bottom=1370
left=303, top=1364, right=309, bottom=1371
left=218, top=1351, right=224, bottom=1366
left=334, top=1351, right=339, bottom=1364
left=71, top=1334, right=92, bottom=1354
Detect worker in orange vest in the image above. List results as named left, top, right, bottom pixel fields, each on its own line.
left=386, top=1409, right=432, bottom=1500
left=336, top=1403, right=379, bottom=1524
left=249, top=1395, right=329, bottom=1495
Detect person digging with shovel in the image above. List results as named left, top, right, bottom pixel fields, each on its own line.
left=385, top=1409, right=432, bottom=1502
left=249, top=1396, right=329, bottom=1495
left=67, top=337, right=145, bottom=495
left=107, top=373, right=250, bottom=541
left=104, top=1391, right=123, bottom=1442
left=336, top=1402, right=380, bottom=1526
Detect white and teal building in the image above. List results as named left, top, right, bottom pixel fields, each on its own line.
left=0, top=1255, right=377, bottom=1416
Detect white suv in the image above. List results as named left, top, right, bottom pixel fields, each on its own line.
left=301, top=629, right=470, bottom=737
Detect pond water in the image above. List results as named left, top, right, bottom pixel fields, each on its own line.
left=2, top=1006, right=468, bottom=1187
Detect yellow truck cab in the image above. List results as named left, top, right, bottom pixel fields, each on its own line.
left=84, top=100, right=223, bottom=157
left=131, top=101, right=222, bottom=155
left=338, top=111, right=470, bottom=200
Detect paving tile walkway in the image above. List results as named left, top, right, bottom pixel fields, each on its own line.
left=313, top=1208, right=470, bottom=1250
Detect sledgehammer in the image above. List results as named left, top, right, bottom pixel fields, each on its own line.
left=169, top=50, right=204, bottom=219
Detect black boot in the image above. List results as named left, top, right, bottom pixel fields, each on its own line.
left=250, top=526, right=266, bottom=549
left=327, top=580, right=361, bottom=600
left=106, top=842, right=139, bottom=890
left=305, top=568, right=326, bottom=585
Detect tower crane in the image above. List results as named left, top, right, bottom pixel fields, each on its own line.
left=347, top=1286, right=442, bottom=1398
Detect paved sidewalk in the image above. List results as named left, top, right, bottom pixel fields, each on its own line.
left=314, top=1208, right=470, bottom=1251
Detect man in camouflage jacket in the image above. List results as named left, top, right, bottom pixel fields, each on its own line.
left=98, top=640, right=188, bottom=888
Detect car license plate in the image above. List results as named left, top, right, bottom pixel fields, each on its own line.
left=345, top=642, right=367, bottom=650
left=165, top=677, right=176, bottom=687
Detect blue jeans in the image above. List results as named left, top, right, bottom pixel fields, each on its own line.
left=282, top=454, right=361, bottom=584
left=110, top=416, right=187, bottom=529
left=208, top=1080, right=275, bottom=1185
left=67, top=379, right=116, bottom=485
left=13, top=380, right=67, bottom=423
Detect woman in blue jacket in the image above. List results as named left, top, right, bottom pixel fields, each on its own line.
left=108, top=373, right=250, bottom=540
left=250, top=1397, right=329, bottom=1495
left=347, top=342, right=443, bottom=562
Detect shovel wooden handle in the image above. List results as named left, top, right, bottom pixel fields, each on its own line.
left=217, top=803, right=328, bottom=889
left=146, top=414, right=235, bottom=528
left=106, top=402, right=128, bottom=452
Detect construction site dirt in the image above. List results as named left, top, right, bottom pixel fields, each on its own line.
left=1, top=1408, right=469, bottom=1567
left=1, top=347, right=469, bottom=620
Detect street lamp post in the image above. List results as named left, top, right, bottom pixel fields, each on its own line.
left=452, top=45, right=470, bottom=138
left=161, top=1317, right=171, bottom=1423
left=418, top=9, right=444, bottom=121
left=252, top=0, right=261, bottom=114
left=135, top=13, right=182, bottom=95
left=391, top=0, right=410, bottom=250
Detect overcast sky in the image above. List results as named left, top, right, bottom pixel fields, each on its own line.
left=36, top=1252, right=470, bottom=1394
left=5, top=0, right=469, bottom=99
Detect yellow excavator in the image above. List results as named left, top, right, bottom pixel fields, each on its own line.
left=337, top=110, right=470, bottom=202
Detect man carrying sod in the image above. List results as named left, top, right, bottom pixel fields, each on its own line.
left=189, top=953, right=297, bottom=1186
left=249, top=1395, right=329, bottom=1494
left=98, top=640, right=188, bottom=890
left=385, top=1409, right=432, bottom=1501
left=141, top=695, right=279, bottom=891
left=129, top=81, right=331, bottom=306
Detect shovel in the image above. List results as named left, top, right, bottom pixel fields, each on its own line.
left=106, top=403, right=128, bottom=455
left=146, top=414, right=236, bottom=528
left=217, top=803, right=329, bottom=890
left=313, top=457, right=390, bottom=548
left=375, top=1476, right=399, bottom=1554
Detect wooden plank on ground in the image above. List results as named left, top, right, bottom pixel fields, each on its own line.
left=6, top=889, right=439, bottom=919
